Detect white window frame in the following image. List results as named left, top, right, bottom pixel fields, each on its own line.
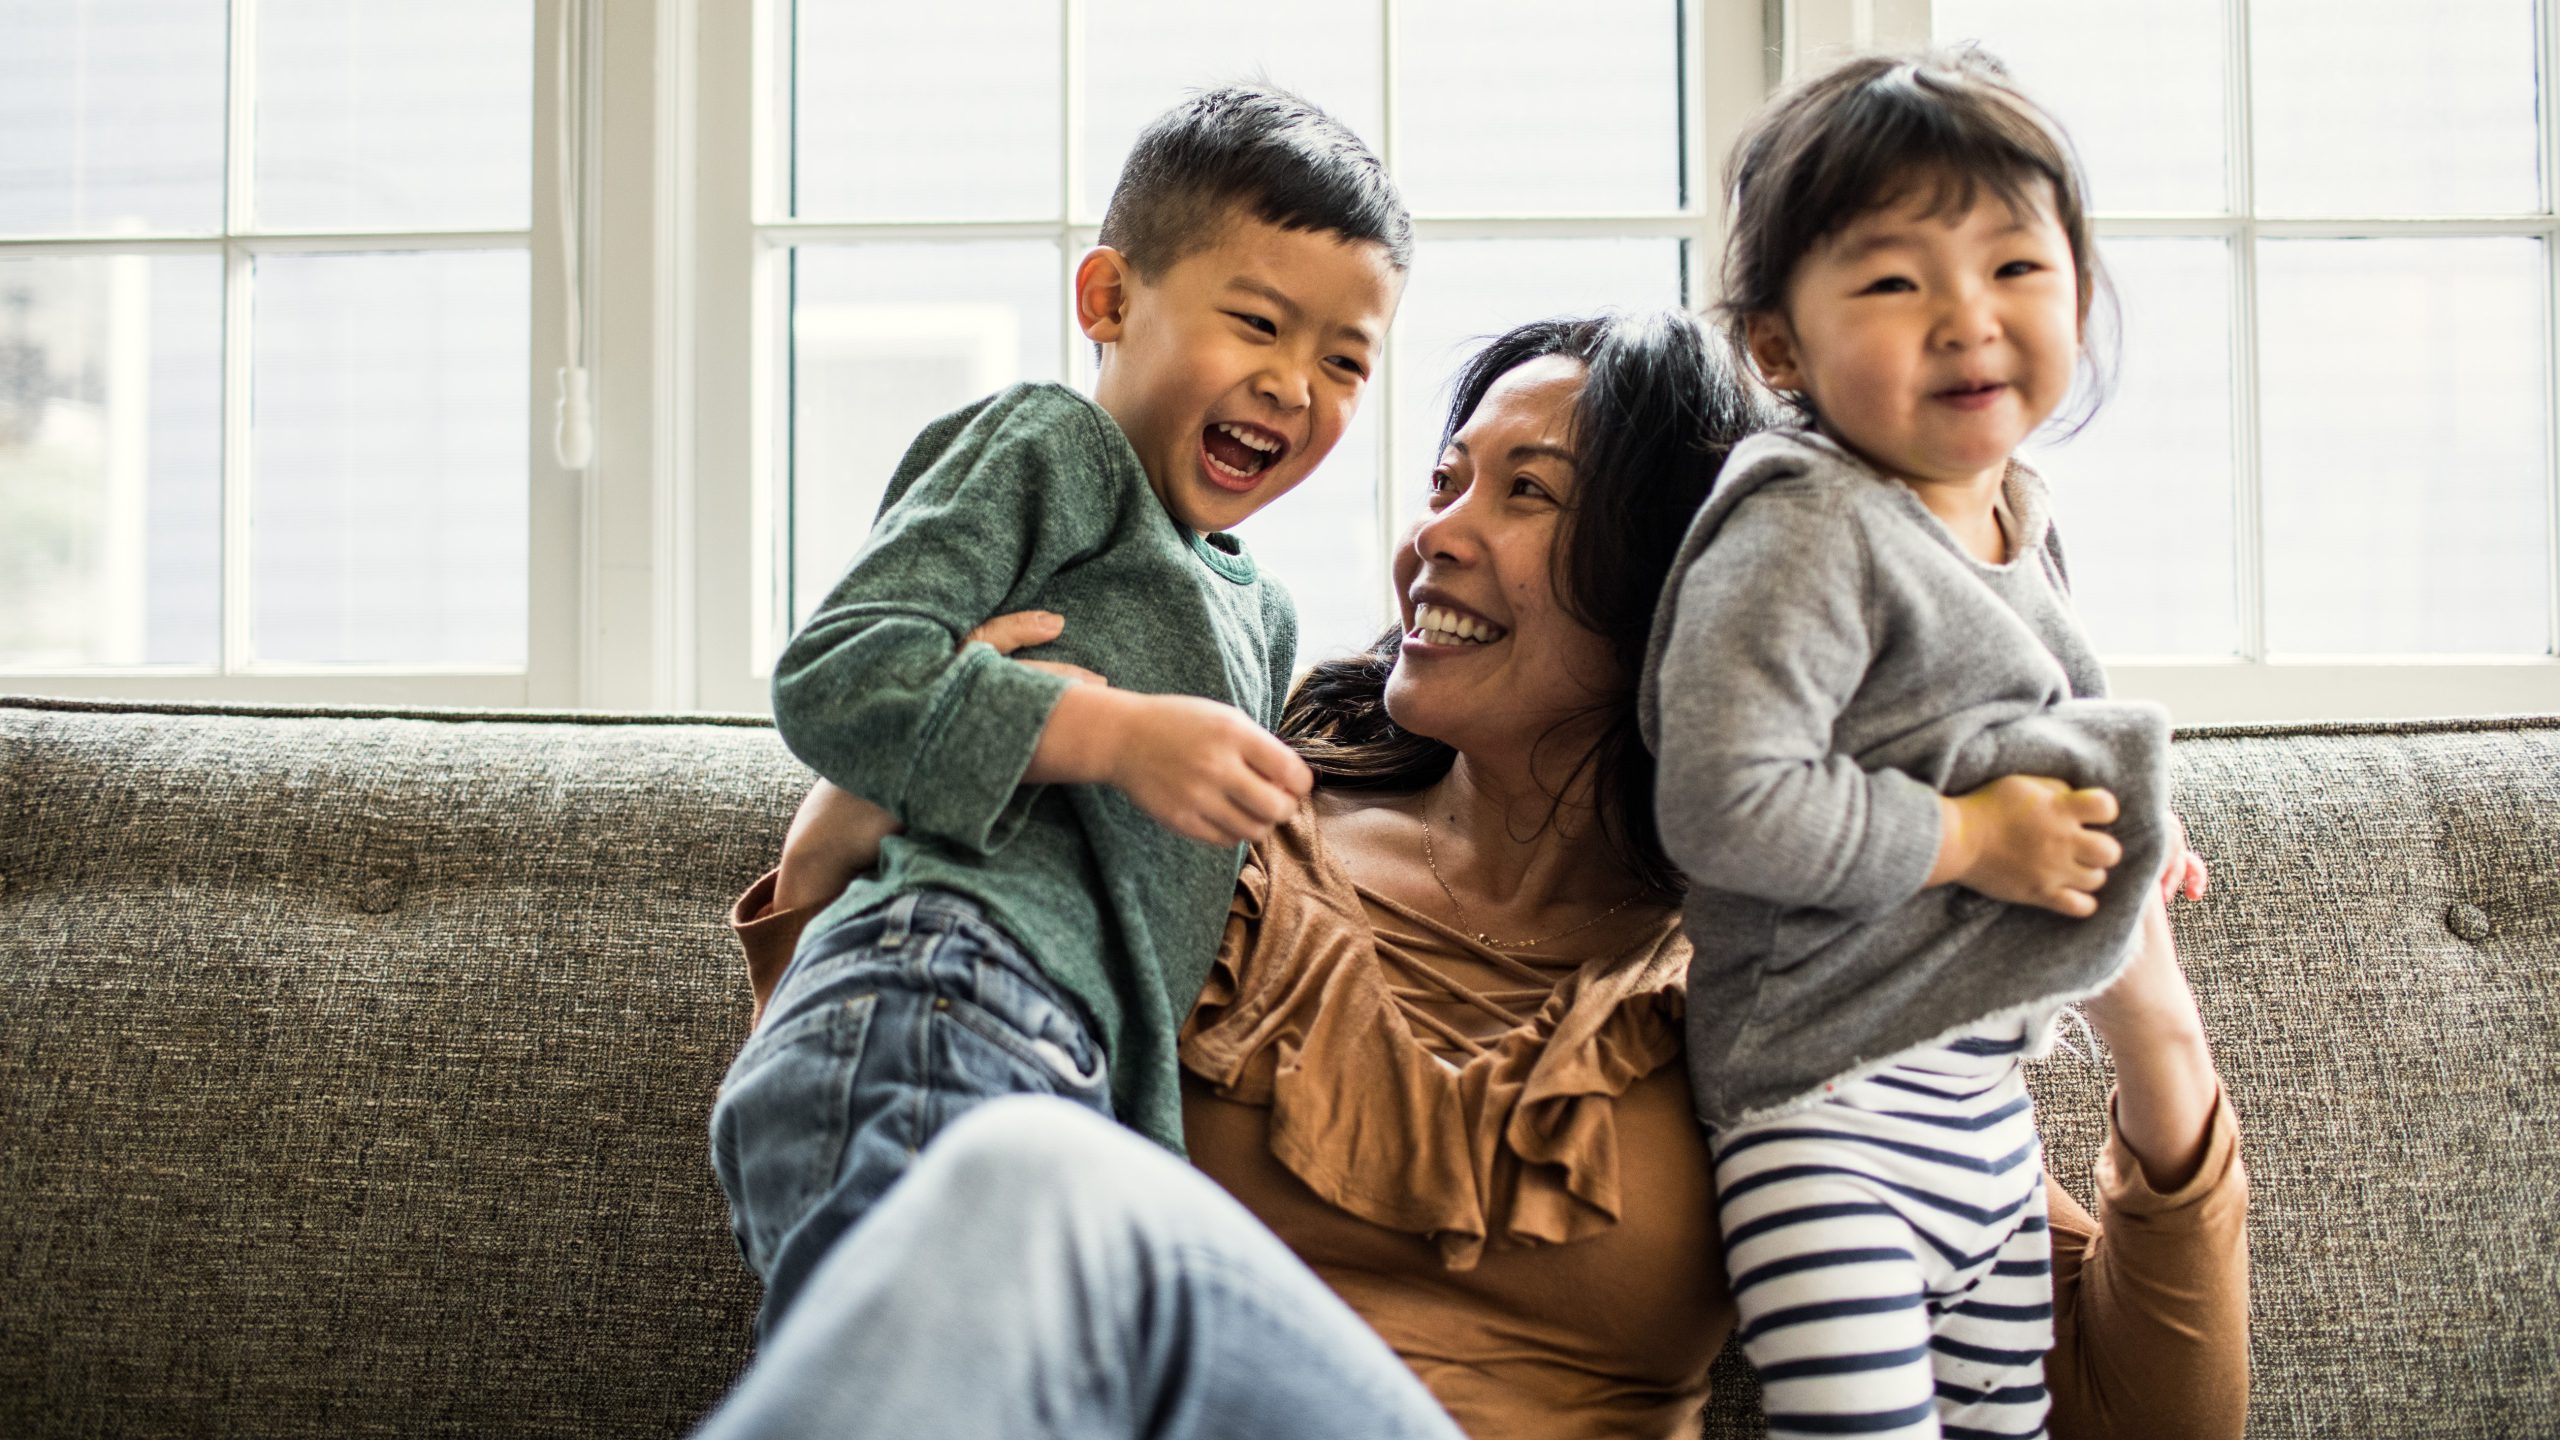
left=0, top=0, right=596, bottom=708
left=681, top=0, right=1770, bottom=714
left=1898, top=0, right=2560, bottom=722
left=15, top=1, right=2552, bottom=722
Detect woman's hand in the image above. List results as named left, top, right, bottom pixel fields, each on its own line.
left=770, top=610, right=1108, bottom=915
left=2081, top=891, right=2222, bottom=1191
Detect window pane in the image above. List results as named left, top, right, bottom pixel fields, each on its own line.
left=1389, top=238, right=1685, bottom=533
left=789, top=243, right=1063, bottom=627
left=1083, top=0, right=1384, bottom=222
left=2027, top=238, right=2238, bottom=657
left=2251, top=0, right=2541, bottom=217
left=251, top=250, right=529, bottom=665
left=0, top=254, right=222, bottom=667
left=793, top=0, right=1061, bottom=221
left=1395, top=0, right=1680, bottom=214
left=1932, top=0, right=2227, bottom=214
left=253, top=0, right=532, bottom=232
left=1231, top=399, right=1385, bottom=670
left=0, top=0, right=226, bottom=235
left=2258, top=238, right=2549, bottom=655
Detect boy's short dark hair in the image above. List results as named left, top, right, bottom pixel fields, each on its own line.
left=1099, top=84, right=1413, bottom=277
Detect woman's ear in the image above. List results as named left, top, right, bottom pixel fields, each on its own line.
left=1074, top=246, right=1134, bottom=345
left=1742, top=310, right=1804, bottom=393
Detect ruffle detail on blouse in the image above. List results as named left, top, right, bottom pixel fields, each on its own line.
left=1180, top=803, right=1689, bottom=1272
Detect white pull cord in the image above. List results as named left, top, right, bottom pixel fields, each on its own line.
left=553, top=0, right=593, bottom=471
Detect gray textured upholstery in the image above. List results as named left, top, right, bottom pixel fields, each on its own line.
left=3, top=696, right=2555, bottom=1437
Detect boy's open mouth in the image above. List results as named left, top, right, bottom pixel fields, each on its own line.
left=1202, top=421, right=1288, bottom=489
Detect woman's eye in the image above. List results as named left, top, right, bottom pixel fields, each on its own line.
left=1231, top=312, right=1277, bottom=335
left=1511, top=476, right=1553, bottom=501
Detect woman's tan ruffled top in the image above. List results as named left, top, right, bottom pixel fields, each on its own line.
left=1177, top=801, right=1731, bottom=1439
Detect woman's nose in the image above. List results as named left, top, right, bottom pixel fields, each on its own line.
left=1411, top=487, right=1482, bottom=563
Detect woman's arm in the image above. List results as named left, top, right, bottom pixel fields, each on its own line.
left=2044, top=891, right=2250, bottom=1440
left=736, top=611, right=1109, bottom=1028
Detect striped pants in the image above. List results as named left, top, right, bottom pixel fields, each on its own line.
left=1713, top=1033, right=2052, bottom=1440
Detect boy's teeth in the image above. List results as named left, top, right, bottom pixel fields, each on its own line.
left=1215, top=422, right=1280, bottom=453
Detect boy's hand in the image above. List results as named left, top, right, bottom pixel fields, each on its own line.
left=1110, top=693, right=1314, bottom=846
left=1036, top=688, right=1311, bottom=846
left=2160, top=811, right=2211, bottom=904
left=1933, top=774, right=2124, bottom=918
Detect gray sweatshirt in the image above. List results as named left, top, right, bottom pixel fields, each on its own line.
left=1637, top=430, right=2171, bottom=1127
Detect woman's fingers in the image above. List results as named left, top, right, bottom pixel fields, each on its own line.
left=963, top=610, right=1066, bottom=655
left=1018, top=658, right=1108, bottom=687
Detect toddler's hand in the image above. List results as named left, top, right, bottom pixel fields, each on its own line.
left=1941, top=774, right=2124, bottom=918
left=1106, top=693, right=1314, bottom=847
left=2159, top=811, right=2211, bottom=904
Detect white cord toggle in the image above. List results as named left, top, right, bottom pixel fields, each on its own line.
left=555, top=365, right=593, bottom=469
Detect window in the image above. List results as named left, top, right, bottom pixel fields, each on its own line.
left=1932, top=0, right=2560, bottom=719
left=699, top=0, right=1765, bottom=712
left=1, top=0, right=568, bottom=706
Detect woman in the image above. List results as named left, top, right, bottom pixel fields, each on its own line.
left=703, top=311, right=2248, bottom=1440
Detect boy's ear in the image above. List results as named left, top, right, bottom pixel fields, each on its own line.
left=1074, top=246, right=1135, bottom=345
left=1743, top=310, right=1804, bottom=393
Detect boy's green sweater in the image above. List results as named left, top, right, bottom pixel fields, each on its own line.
left=771, top=382, right=1297, bottom=1153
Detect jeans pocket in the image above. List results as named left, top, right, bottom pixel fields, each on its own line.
left=937, top=947, right=1108, bottom=1098
left=710, top=991, right=880, bottom=1277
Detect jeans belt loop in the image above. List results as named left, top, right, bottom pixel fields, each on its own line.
left=878, top=892, right=921, bottom=951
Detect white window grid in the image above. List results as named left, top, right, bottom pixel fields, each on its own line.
left=2078, top=0, right=2560, bottom=704
left=733, top=0, right=1766, bottom=674
left=0, top=0, right=577, bottom=708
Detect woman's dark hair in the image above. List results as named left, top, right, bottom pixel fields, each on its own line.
left=1717, top=47, right=2117, bottom=435
left=1279, top=309, right=1763, bottom=898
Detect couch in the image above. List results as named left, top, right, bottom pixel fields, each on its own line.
left=3, top=694, right=2555, bottom=1437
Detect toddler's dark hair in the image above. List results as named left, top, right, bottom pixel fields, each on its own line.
left=1718, top=48, right=2116, bottom=433
left=1099, top=84, right=1413, bottom=277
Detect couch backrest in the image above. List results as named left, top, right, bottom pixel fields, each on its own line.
left=4, top=698, right=2555, bottom=1437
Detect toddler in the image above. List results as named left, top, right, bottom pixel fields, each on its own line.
left=715, top=84, right=1409, bottom=1337
left=1639, top=51, right=2198, bottom=1440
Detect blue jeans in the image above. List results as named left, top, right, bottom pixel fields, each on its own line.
left=693, top=1096, right=1467, bottom=1440
left=710, top=889, right=1114, bottom=1337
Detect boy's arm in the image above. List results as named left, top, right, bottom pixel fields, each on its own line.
left=1651, top=487, right=1945, bottom=916
left=771, top=396, right=1112, bottom=855
left=1259, top=577, right=1300, bottom=732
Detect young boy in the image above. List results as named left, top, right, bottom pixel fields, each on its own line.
left=713, top=85, right=1410, bottom=1336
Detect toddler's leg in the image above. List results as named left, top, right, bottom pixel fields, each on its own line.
left=709, top=891, right=1112, bottom=1338
left=1717, top=1157, right=1944, bottom=1440
left=1931, top=1178, right=2054, bottom=1439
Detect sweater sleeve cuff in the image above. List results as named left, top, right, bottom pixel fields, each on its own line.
left=898, top=642, right=1073, bottom=852
left=731, top=868, right=814, bottom=1034
left=2094, top=1084, right=2246, bottom=1218
left=1834, top=765, right=1945, bottom=915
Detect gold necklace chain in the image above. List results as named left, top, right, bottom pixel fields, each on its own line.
left=1418, top=815, right=1640, bottom=950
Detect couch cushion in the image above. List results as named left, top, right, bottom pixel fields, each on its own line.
left=5, top=698, right=2557, bottom=1437
left=2, top=699, right=799, bottom=1437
